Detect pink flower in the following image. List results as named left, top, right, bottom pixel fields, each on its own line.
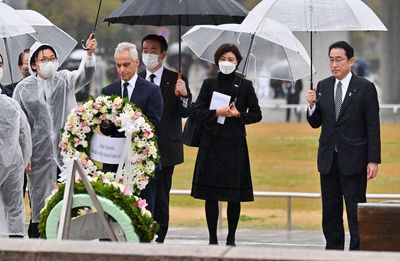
left=74, top=137, right=80, bottom=144
left=59, top=142, right=68, bottom=150
left=94, top=102, right=102, bottom=110
left=76, top=105, right=85, bottom=115
left=120, top=184, right=133, bottom=196
left=142, top=148, right=150, bottom=156
left=66, top=121, right=74, bottom=129
left=132, top=111, right=142, bottom=119
left=143, top=130, right=153, bottom=139
left=81, top=157, right=88, bottom=167
left=135, top=199, right=148, bottom=209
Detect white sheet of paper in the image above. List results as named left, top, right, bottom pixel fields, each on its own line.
left=209, top=91, right=231, bottom=124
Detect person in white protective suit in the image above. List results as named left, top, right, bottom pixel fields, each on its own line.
left=12, top=35, right=97, bottom=238
left=0, top=87, right=32, bottom=238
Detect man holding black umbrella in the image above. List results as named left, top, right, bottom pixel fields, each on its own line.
left=139, top=34, right=191, bottom=243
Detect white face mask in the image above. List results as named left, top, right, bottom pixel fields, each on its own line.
left=39, top=61, right=58, bottom=79
left=0, top=67, right=3, bottom=80
left=218, top=61, right=236, bottom=75
left=142, top=53, right=160, bottom=70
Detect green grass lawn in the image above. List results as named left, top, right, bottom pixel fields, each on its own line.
left=170, top=123, right=400, bottom=230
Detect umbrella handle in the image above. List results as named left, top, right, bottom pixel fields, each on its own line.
left=81, top=33, right=95, bottom=50
left=175, top=72, right=182, bottom=97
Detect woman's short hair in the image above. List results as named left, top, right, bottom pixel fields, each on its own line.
left=214, top=43, right=243, bottom=66
left=114, top=42, right=138, bottom=60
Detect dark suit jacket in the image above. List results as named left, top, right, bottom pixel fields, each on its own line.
left=307, top=73, right=381, bottom=175
left=139, top=68, right=191, bottom=167
left=286, top=79, right=303, bottom=104
left=0, top=84, right=13, bottom=97
left=101, top=76, right=163, bottom=128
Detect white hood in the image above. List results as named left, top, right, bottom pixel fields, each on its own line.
left=29, top=41, right=59, bottom=76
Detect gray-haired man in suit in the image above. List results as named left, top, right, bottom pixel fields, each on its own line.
left=101, top=42, right=164, bottom=216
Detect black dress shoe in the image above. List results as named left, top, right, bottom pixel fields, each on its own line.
left=226, top=239, right=236, bottom=246
left=9, top=235, right=24, bottom=238
left=209, top=238, right=218, bottom=245
left=28, top=221, right=40, bottom=238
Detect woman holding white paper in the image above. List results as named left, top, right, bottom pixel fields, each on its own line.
left=190, top=43, right=262, bottom=246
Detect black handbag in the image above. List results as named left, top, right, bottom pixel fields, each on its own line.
left=182, top=116, right=203, bottom=147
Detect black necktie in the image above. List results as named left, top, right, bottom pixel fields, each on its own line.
left=335, top=81, right=342, bottom=120
left=123, top=82, right=129, bottom=99
left=149, top=74, right=156, bottom=83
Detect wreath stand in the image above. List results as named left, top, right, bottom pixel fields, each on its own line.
left=55, top=158, right=118, bottom=241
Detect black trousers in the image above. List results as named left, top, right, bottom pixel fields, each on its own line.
left=154, top=166, right=174, bottom=243
left=320, top=152, right=367, bottom=250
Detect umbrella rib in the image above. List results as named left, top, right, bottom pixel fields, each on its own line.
left=344, top=0, right=363, bottom=29
left=282, top=47, right=294, bottom=81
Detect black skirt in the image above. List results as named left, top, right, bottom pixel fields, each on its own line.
left=191, top=131, right=254, bottom=202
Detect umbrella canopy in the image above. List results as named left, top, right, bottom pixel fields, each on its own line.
left=244, top=0, right=387, bottom=87
left=104, top=0, right=247, bottom=25
left=0, top=2, right=35, bottom=38
left=1, top=10, right=77, bottom=85
left=0, top=2, right=36, bottom=85
left=104, top=0, right=248, bottom=73
left=247, top=0, right=387, bottom=32
left=0, top=8, right=77, bottom=85
left=17, top=10, right=77, bottom=65
left=182, top=21, right=312, bottom=82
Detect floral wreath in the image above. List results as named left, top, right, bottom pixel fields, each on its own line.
left=59, top=95, right=158, bottom=195
left=39, top=95, right=159, bottom=241
left=39, top=177, right=158, bottom=242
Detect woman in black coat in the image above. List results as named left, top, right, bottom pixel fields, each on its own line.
left=191, top=44, right=262, bottom=246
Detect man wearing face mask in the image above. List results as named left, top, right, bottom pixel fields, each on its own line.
left=138, top=34, right=191, bottom=243
left=0, top=54, right=13, bottom=97
left=13, top=35, right=97, bottom=238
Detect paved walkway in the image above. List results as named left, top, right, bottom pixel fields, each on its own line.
left=164, top=227, right=350, bottom=250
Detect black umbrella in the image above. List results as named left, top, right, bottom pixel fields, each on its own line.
left=104, top=0, right=248, bottom=74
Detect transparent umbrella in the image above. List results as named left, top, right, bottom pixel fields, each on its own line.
left=182, top=20, right=312, bottom=82
left=17, top=10, right=77, bottom=66
left=0, top=9, right=77, bottom=85
left=0, top=2, right=35, bottom=85
left=243, top=0, right=388, bottom=88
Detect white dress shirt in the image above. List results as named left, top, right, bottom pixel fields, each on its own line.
left=121, top=73, right=138, bottom=99
left=308, top=71, right=353, bottom=115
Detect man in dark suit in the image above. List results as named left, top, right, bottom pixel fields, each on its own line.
left=101, top=42, right=163, bottom=215
left=306, top=41, right=381, bottom=250
left=139, top=34, right=191, bottom=243
left=285, top=79, right=303, bottom=122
